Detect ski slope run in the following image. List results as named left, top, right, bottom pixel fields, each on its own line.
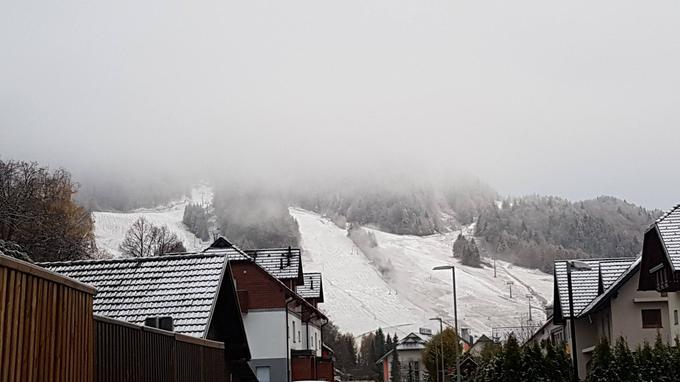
left=290, top=207, right=553, bottom=339
left=93, top=185, right=212, bottom=257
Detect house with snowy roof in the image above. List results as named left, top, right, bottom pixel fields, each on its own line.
left=376, top=333, right=428, bottom=382
left=205, top=237, right=333, bottom=382
left=40, top=250, right=256, bottom=380
left=548, top=255, right=679, bottom=379
left=639, top=204, right=680, bottom=294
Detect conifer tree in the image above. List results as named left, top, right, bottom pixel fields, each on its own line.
left=391, top=347, right=401, bottom=382
left=520, top=342, right=547, bottom=381
left=651, top=334, right=672, bottom=382
left=612, top=337, right=638, bottom=382
left=587, top=338, right=616, bottom=382
left=635, top=342, right=654, bottom=381
left=500, top=334, right=522, bottom=381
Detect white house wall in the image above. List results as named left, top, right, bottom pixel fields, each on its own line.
left=243, top=309, right=288, bottom=359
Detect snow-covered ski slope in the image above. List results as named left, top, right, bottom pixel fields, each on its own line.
left=290, top=208, right=553, bottom=339
left=93, top=185, right=212, bottom=257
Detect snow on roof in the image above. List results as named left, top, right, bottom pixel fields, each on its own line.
left=245, top=247, right=302, bottom=281
left=376, top=333, right=427, bottom=363
left=579, top=257, right=641, bottom=317
left=296, top=273, right=323, bottom=301
left=651, top=204, right=680, bottom=270
left=40, top=253, right=228, bottom=338
left=554, top=258, right=636, bottom=318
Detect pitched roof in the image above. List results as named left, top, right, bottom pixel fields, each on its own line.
left=649, top=204, right=680, bottom=270
left=579, top=258, right=641, bottom=317
left=245, top=247, right=303, bottom=282
left=41, top=253, right=228, bottom=338
left=296, top=273, right=324, bottom=301
left=554, top=258, right=636, bottom=318
left=376, top=333, right=427, bottom=363
left=202, top=237, right=253, bottom=261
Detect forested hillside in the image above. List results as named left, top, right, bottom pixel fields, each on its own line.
left=298, top=177, right=498, bottom=235
left=212, top=186, right=300, bottom=249
left=475, top=196, right=662, bottom=271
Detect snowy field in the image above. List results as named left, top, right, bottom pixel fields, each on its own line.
left=92, top=185, right=212, bottom=257
left=290, top=208, right=553, bottom=339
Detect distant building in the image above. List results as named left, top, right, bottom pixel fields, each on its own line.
left=376, top=333, right=427, bottom=382
left=466, top=334, right=494, bottom=357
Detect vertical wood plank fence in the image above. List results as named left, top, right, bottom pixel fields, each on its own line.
left=0, top=255, right=96, bottom=382
left=1, top=255, right=233, bottom=382
left=93, top=315, right=229, bottom=382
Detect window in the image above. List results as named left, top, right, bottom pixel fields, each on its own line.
left=550, top=328, right=564, bottom=344
left=292, top=321, right=296, bottom=343
left=298, top=330, right=301, bottom=343
left=675, top=310, right=678, bottom=325
left=315, top=332, right=318, bottom=350
left=642, top=309, right=663, bottom=328
left=256, top=367, right=271, bottom=382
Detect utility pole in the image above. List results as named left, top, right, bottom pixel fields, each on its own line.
left=526, top=294, right=534, bottom=321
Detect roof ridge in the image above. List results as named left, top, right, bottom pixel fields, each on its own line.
left=653, top=203, right=680, bottom=226
left=38, top=252, right=226, bottom=266
left=554, top=257, right=637, bottom=264
left=245, top=247, right=301, bottom=252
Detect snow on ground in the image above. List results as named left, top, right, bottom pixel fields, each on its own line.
left=93, top=185, right=212, bottom=257
left=290, top=207, right=553, bottom=340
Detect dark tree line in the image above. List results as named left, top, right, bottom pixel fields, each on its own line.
left=183, top=203, right=211, bottom=240
left=322, top=323, right=401, bottom=381
left=475, top=196, right=661, bottom=272
left=473, top=335, right=572, bottom=382
left=212, top=186, right=300, bottom=249
left=452, top=233, right=481, bottom=267
left=0, top=160, right=96, bottom=262
left=587, top=336, right=680, bottom=382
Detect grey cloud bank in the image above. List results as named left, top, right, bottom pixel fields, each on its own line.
left=1, top=0, right=679, bottom=208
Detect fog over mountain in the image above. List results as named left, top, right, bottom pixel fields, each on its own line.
left=2, top=0, right=680, bottom=209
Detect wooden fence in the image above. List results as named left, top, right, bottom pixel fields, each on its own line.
left=94, top=315, right=229, bottom=382
left=1, top=255, right=233, bottom=382
left=0, top=254, right=96, bottom=382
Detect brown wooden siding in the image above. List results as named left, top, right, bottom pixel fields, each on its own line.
left=232, top=262, right=287, bottom=310
left=0, top=255, right=95, bottom=382
left=94, top=315, right=229, bottom=382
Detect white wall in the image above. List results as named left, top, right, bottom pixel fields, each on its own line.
left=243, top=309, right=288, bottom=359
left=288, top=311, right=323, bottom=356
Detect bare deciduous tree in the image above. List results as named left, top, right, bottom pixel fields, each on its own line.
left=119, top=217, right=186, bottom=257
left=0, top=160, right=96, bottom=261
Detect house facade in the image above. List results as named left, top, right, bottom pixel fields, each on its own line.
left=377, top=333, right=428, bottom=382
left=547, top=256, right=680, bottom=379
left=206, top=238, right=333, bottom=382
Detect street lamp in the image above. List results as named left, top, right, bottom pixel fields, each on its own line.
left=565, top=260, right=592, bottom=381
left=433, top=265, right=461, bottom=382
left=429, top=318, right=444, bottom=382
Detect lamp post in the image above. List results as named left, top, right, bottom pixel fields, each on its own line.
left=430, top=318, right=444, bottom=382
left=433, top=265, right=461, bottom=382
left=526, top=294, right=533, bottom=322
left=565, top=260, right=592, bottom=381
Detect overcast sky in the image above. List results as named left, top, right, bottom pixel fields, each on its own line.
left=1, top=0, right=679, bottom=208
